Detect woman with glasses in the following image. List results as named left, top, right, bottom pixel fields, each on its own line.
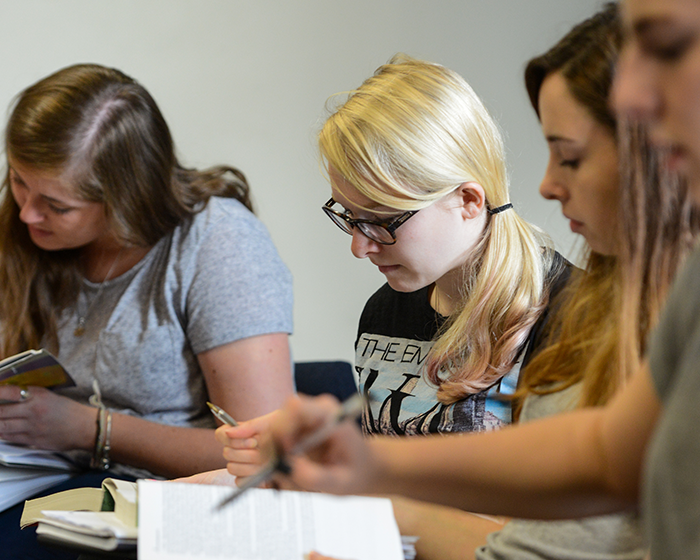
left=317, top=54, right=567, bottom=440
left=199, top=54, right=570, bottom=551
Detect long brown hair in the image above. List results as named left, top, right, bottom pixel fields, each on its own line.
left=516, top=4, right=700, bottom=415
left=0, top=63, right=252, bottom=357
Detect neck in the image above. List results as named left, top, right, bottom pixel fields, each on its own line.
left=81, top=242, right=149, bottom=283
left=430, top=282, right=460, bottom=317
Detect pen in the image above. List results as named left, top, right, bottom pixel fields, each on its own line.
left=215, top=392, right=365, bottom=510
left=207, top=402, right=238, bottom=427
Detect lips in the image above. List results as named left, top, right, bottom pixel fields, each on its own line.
left=28, top=225, right=52, bottom=237
left=648, top=134, right=688, bottom=169
left=563, top=214, right=584, bottom=234
left=377, top=265, right=399, bottom=274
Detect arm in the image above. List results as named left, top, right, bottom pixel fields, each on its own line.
left=271, top=363, right=660, bottom=519
left=110, top=332, right=293, bottom=477
left=0, top=332, right=294, bottom=479
left=390, top=496, right=507, bottom=560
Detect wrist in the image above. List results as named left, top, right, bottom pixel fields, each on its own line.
left=367, top=438, right=397, bottom=494
left=90, top=406, right=113, bottom=470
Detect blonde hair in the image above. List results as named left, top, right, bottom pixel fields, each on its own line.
left=320, top=54, right=554, bottom=403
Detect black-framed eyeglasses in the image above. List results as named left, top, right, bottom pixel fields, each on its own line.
left=321, top=198, right=418, bottom=245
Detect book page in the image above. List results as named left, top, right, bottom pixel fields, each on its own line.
left=138, top=480, right=403, bottom=560
left=0, top=440, right=75, bottom=470
left=20, top=486, right=104, bottom=528
left=0, top=469, right=71, bottom=514
left=41, top=510, right=138, bottom=540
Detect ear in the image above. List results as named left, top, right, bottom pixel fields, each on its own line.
left=454, top=182, right=486, bottom=219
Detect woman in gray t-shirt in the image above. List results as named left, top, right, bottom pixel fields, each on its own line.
left=0, top=64, right=294, bottom=483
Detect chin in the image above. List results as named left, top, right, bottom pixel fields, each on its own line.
left=385, top=276, right=428, bottom=294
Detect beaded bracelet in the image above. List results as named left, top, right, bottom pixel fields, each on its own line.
left=90, top=406, right=112, bottom=471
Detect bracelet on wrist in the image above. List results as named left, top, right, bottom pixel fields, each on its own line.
left=90, top=406, right=112, bottom=471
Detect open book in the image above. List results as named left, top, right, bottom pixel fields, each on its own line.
left=0, top=441, right=76, bottom=513
left=138, top=480, right=404, bottom=560
left=21, top=477, right=137, bottom=552
left=21, top=478, right=405, bottom=559
left=0, top=349, right=78, bottom=513
left=0, top=348, right=75, bottom=395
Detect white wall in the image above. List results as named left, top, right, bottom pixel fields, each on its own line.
left=0, top=0, right=603, bottom=364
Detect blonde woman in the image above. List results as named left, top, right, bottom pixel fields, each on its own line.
left=318, top=54, right=566, bottom=437
left=215, top=55, right=567, bottom=475
left=206, top=58, right=568, bottom=554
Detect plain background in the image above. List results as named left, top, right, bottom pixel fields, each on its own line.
left=0, top=0, right=605, bottom=364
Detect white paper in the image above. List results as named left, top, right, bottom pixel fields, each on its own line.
left=0, top=467, right=71, bottom=513
left=41, top=510, right=138, bottom=539
left=138, top=480, right=403, bottom=560
left=0, top=440, right=74, bottom=470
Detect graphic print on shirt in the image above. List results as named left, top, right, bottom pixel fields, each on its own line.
left=356, top=333, right=519, bottom=436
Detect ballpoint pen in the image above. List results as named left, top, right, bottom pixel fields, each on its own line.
left=215, top=392, right=365, bottom=510
left=207, top=401, right=238, bottom=427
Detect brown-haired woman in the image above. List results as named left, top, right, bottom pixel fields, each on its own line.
left=0, top=63, right=294, bottom=555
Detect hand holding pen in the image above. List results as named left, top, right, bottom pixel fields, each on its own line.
left=216, top=393, right=366, bottom=509
left=208, top=404, right=280, bottom=481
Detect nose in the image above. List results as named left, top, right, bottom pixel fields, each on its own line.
left=539, top=162, right=568, bottom=203
left=350, top=227, right=380, bottom=259
left=612, top=43, right=659, bottom=124
left=17, top=195, right=45, bottom=224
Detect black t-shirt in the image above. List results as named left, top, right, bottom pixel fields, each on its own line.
left=355, top=251, right=571, bottom=436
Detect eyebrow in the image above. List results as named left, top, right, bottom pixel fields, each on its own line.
left=631, top=15, right=682, bottom=39
left=10, top=168, right=75, bottom=207
left=40, top=194, right=73, bottom=207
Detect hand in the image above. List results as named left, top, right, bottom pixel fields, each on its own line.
left=172, top=468, right=238, bottom=486
left=308, top=552, right=350, bottom=560
left=266, top=395, right=375, bottom=495
left=0, top=385, right=95, bottom=451
left=215, top=410, right=278, bottom=484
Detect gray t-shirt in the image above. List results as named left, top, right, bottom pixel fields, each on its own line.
left=54, top=197, right=293, bottom=470
left=646, top=244, right=700, bottom=560
left=476, top=384, right=646, bottom=560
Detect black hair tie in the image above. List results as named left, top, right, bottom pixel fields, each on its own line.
left=487, top=203, right=513, bottom=215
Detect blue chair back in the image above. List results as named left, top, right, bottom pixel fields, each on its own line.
left=294, top=361, right=356, bottom=402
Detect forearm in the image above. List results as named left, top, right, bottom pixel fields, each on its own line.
left=371, top=408, right=630, bottom=519
left=391, top=496, right=506, bottom=560
left=109, top=413, right=226, bottom=478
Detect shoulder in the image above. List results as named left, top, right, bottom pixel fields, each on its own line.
left=545, top=250, right=576, bottom=300
left=649, top=246, right=700, bottom=397
left=189, top=197, right=267, bottom=238
left=175, top=197, right=283, bottom=261
left=520, top=251, right=576, bottom=369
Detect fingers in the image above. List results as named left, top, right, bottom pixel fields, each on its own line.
left=308, top=551, right=347, bottom=560
left=173, top=469, right=237, bottom=486
left=0, top=385, right=34, bottom=404
left=223, top=448, right=264, bottom=478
